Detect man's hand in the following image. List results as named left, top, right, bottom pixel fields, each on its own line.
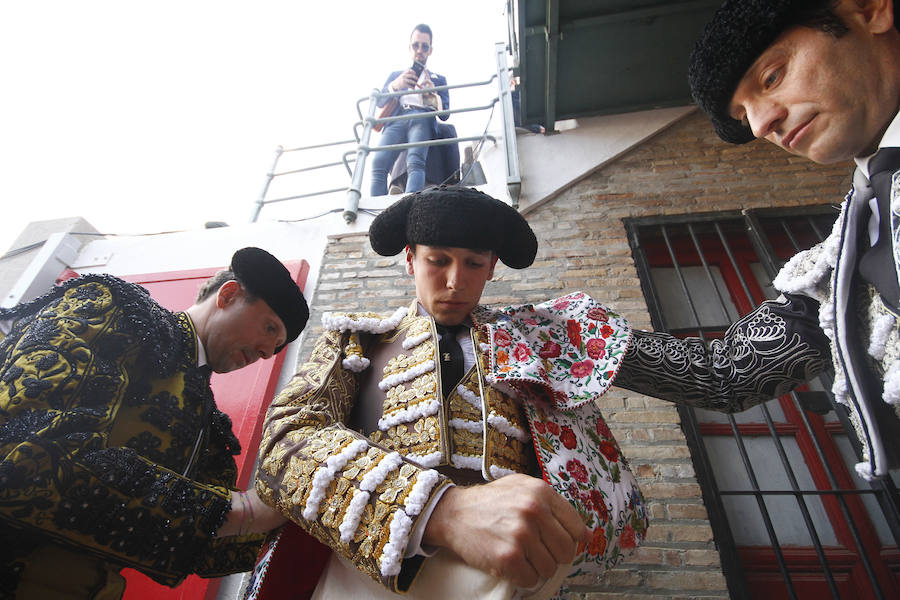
left=422, top=474, right=591, bottom=589
left=217, top=488, right=287, bottom=537
left=390, top=69, right=418, bottom=92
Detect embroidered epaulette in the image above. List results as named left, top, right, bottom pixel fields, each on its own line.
left=321, top=307, right=408, bottom=334
left=322, top=307, right=409, bottom=373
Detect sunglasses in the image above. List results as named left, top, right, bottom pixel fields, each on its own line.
left=411, top=42, right=430, bottom=52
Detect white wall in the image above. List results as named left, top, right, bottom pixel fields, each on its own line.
left=479, top=106, right=697, bottom=213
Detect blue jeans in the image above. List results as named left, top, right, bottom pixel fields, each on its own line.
left=370, top=107, right=434, bottom=196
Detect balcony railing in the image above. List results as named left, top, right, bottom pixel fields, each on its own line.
left=251, top=43, right=521, bottom=224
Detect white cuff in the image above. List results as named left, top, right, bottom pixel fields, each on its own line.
left=403, top=483, right=454, bottom=557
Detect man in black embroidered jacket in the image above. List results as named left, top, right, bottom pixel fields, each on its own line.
left=0, top=247, right=308, bottom=599
left=614, top=0, right=900, bottom=481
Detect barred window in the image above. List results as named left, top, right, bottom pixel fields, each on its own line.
left=626, top=207, right=900, bottom=600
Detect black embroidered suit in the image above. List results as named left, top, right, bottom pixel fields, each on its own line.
left=0, top=275, right=262, bottom=599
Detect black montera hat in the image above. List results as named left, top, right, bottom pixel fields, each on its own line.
left=689, top=0, right=833, bottom=144
left=369, top=186, right=538, bottom=269
left=230, top=247, right=309, bottom=352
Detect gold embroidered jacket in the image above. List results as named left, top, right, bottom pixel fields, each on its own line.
left=254, top=300, right=535, bottom=592
left=0, top=275, right=262, bottom=599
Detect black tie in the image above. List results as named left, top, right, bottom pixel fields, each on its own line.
left=436, top=324, right=465, bottom=399
left=858, top=147, right=900, bottom=309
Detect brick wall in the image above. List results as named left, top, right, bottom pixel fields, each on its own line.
left=296, top=111, right=853, bottom=598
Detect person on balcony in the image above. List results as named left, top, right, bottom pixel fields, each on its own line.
left=369, top=24, right=450, bottom=197
left=0, top=247, right=308, bottom=598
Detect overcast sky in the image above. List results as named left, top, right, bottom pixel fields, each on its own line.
left=0, top=1, right=509, bottom=255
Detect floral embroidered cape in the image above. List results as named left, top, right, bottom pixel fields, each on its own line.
left=474, top=291, right=648, bottom=580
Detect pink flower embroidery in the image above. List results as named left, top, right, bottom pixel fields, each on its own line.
left=566, top=319, right=582, bottom=348
left=538, top=341, right=562, bottom=359
left=587, top=526, right=608, bottom=556
left=598, top=441, right=619, bottom=462
left=587, top=306, right=608, bottom=322
left=595, top=418, right=612, bottom=439
left=560, top=426, right=576, bottom=450
left=570, top=359, right=594, bottom=378
left=591, top=490, right=609, bottom=521
left=619, top=524, right=637, bottom=549
left=566, top=458, right=589, bottom=483
left=553, top=299, right=570, bottom=311
left=580, top=491, right=594, bottom=512
left=586, top=338, right=606, bottom=360
left=495, top=329, right=513, bottom=347
left=512, top=343, right=531, bottom=362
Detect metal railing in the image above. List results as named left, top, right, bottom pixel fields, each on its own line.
left=251, top=42, right=522, bottom=224
left=249, top=140, right=358, bottom=222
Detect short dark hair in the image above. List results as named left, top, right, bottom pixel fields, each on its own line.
left=411, top=24, right=432, bottom=44
left=792, top=1, right=848, bottom=36
left=195, top=270, right=258, bottom=303
left=777, top=0, right=900, bottom=36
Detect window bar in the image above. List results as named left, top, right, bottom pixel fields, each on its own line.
left=869, top=478, right=900, bottom=548
left=659, top=224, right=706, bottom=336
left=758, top=401, right=842, bottom=599
left=804, top=215, right=828, bottom=244
left=686, top=223, right=732, bottom=324
left=743, top=211, right=784, bottom=281
left=625, top=225, right=669, bottom=333
left=660, top=223, right=797, bottom=600
left=791, top=392, right=887, bottom=599
left=713, top=222, right=755, bottom=303
left=725, top=414, right=798, bottom=600
left=636, top=222, right=751, bottom=600
left=719, top=220, right=844, bottom=596
left=711, top=221, right=800, bottom=599
left=721, top=489, right=884, bottom=496
left=779, top=219, right=804, bottom=255
left=781, top=214, right=896, bottom=588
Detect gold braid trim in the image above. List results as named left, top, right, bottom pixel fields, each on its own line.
left=255, top=328, right=451, bottom=590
